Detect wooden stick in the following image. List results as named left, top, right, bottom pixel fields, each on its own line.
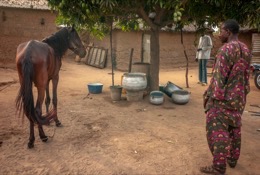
left=249, top=111, right=260, bottom=114
left=250, top=104, right=260, bottom=108
left=128, top=48, right=134, bottom=73
left=251, top=114, right=260, bottom=116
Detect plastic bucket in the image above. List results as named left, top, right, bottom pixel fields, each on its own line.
left=110, top=86, right=122, bottom=101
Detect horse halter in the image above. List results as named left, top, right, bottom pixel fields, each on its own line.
left=66, top=27, right=86, bottom=58
left=67, top=35, right=78, bottom=52
left=68, top=40, right=79, bottom=53
left=67, top=28, right=82, bottom=53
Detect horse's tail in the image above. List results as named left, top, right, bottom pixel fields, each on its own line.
left=16, top=52, right=36, bottom=123
left=15, top=51, right=50, bottom=125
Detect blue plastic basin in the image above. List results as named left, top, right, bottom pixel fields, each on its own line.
left=87, top=83, right=103, bottom=94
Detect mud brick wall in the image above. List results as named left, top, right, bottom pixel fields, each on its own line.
left=159, top=32, right=197, bottom=70
left=0, top=7, right=253, bottom=70
left=0, top=7, right=57, bottom=66
left=88, top=30, right=199, bottom=71
left=87, top=29, right=253, bottom=71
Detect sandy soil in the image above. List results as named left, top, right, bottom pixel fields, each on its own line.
left=0, top=58, right=259, bottom=175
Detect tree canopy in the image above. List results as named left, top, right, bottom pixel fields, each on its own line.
left=47, top=0, right=260, bottom=90
left=48, top=0, right=259, bottom=33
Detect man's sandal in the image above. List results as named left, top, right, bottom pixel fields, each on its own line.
left=200, top=165, right=225, bottom=175
left=227, top=159, right=237, bottom=168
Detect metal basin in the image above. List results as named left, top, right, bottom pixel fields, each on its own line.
left=149, top=91, right=164, bottom=105
left=163, top=81, right=182, bottom=97
left=171, top=89, right=190, bottom=105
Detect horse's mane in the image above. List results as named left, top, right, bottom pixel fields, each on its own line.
left=42, top=28, right=69, bottom=59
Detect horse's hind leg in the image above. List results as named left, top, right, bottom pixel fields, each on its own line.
left=35, top=86, right=54, bottom=125
left=45, top=81, right=51, bottom=113
left=38, top=125, right=48, bottom=142
left=35, top=87, right=45, bottom=122
left=52, top=78, right=62, bottom=127
left=28, top=121, right=35, bottom=148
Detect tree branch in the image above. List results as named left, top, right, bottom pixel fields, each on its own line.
left=138, top=6, right=157, bottom=29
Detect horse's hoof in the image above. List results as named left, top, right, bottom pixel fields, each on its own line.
left=28, top=143, right=34, bottom=149
left=56, top=121, right=62, bottom=127
left=41, top=137, right=48, bottom=142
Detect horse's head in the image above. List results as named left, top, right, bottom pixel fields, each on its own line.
left=67, top=27, right=86, bottom=58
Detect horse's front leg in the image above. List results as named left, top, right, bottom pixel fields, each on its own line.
left=52, top=77, right=62, bottom=127
left=28, top=120, right=35, bottom=148
left=45, top=80, right=51, bottom=113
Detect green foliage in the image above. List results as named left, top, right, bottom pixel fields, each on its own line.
left=117, top=19, right=140, bottom=31
left=48, top=0, right=259, bottom=37
left=185, top=0, right=260, bottom=30
left=47, top=0, right=259, bottom=90
left=47, top=0, right=186, bottom=37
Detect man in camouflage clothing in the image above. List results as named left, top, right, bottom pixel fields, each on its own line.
left=200, top=19, right=252, bottom=175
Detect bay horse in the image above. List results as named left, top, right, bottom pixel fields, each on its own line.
left=15, top=27, right=86, bottom=148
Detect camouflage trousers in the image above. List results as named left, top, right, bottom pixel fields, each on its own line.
left=206, top=107, right=241, bottom=171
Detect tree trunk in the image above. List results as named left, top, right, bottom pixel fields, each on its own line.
left=149, top=27, right=160, bottom=91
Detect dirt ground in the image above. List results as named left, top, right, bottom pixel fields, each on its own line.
left=0, top=58, right=259, bottom=175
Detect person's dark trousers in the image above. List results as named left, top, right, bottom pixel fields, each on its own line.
left=199, top=59, right=208, bottom=83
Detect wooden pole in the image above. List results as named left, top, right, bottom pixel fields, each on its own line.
left=110, top=19, right=114, bottom=86
left=128, top=48, right=134, bottom=73
left=181, top=28, right=189, bottom=88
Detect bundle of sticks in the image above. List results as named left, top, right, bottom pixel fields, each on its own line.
left=249, top=104, right=260, bottom=116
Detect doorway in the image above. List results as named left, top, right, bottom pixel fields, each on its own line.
left=142, top=33, right=151, bottom=63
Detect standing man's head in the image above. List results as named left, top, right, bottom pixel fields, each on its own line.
left=219, top=19, right=240, bottom=43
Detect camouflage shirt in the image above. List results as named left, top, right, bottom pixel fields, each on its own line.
left=204, top=41, right=251, bottom=127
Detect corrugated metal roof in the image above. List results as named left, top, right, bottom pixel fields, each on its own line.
left=0, top=0, right=50, bottom=10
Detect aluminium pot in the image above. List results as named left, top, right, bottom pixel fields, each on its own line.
left=122, top=72, right=147, bottom=91
left=163, top=81, right=183, bottom=97
left=149, top=91, right=164, bottom=105
left=171, top=89, right=190, bottom=105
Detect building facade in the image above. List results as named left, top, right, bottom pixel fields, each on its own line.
left=0, top=0, right=57, bottom=67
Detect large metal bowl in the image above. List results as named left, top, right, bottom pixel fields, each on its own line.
left=171, top=89, right=190, bottom=105
left=163, top=81, right=182, bottom=97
